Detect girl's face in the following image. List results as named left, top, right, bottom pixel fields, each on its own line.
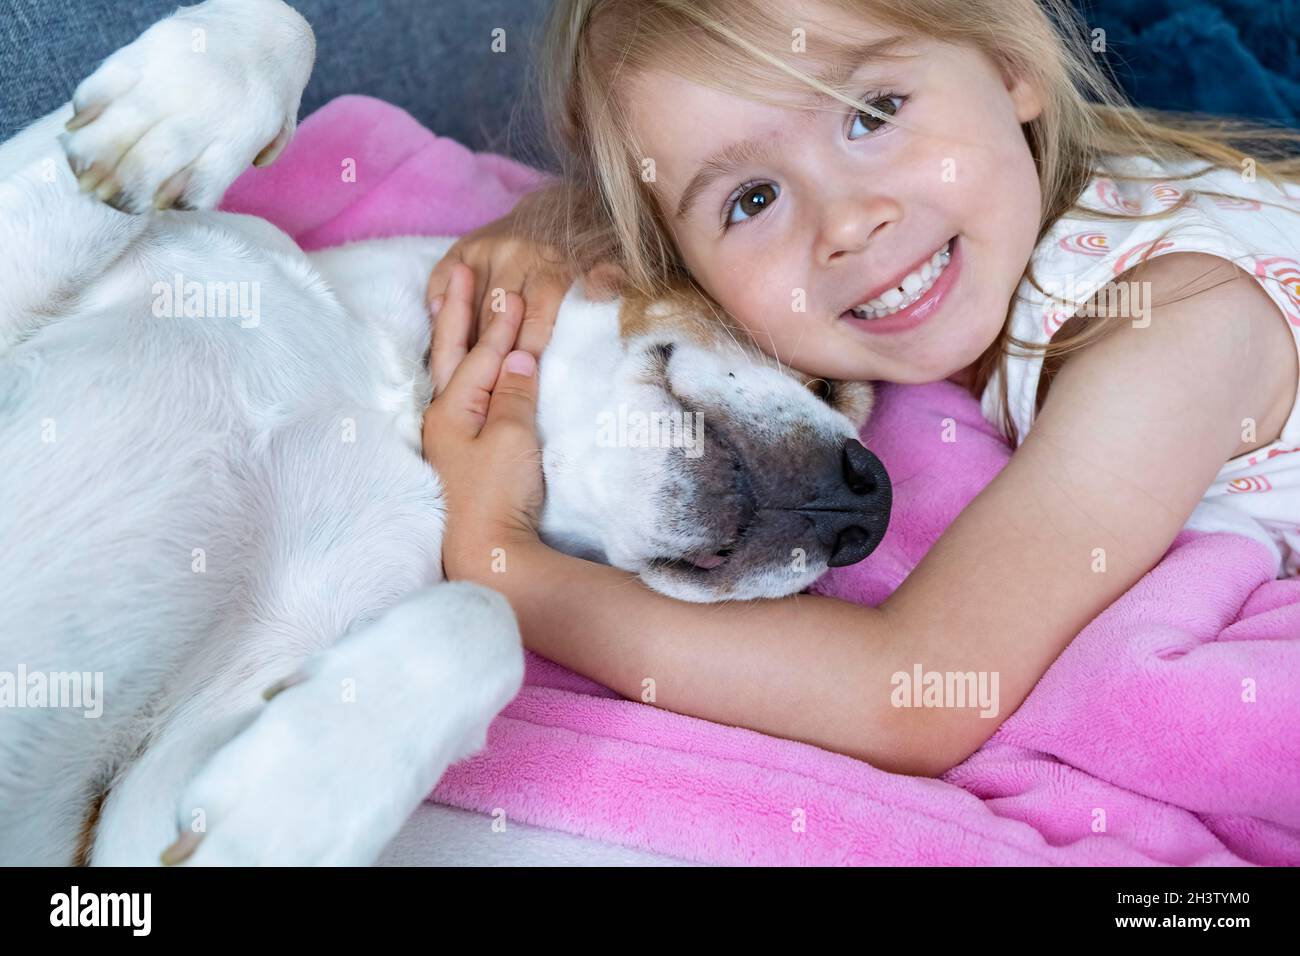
left=627, top=23, right=1045, bottom=385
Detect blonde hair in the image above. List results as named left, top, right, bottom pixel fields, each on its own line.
left=510, top=0, right=1300, bottom=444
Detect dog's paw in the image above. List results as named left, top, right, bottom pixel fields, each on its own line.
left=57, top=0, right=313, bottom=215
left=161, top=684, right=385, bottom=867
left=159, top=582, right=523, bottom=866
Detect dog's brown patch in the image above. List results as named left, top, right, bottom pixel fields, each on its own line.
left=617, top=281, right=875, bottom=424
left=72, top=786, right=108, bottom=866
left=617, top=281, right=754, bottom=354
left=828, top=380, right=876, bottom=428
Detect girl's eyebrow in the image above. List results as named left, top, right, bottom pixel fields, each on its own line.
left=815, top=35, right=910, bottom=87
left=673, top=35, right=908, bottom=223
left=674, top=135, right=779, bottom=222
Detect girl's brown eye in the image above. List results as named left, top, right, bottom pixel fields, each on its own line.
left=852, top=95, right=901, bottom=136
left=724, top=181, right=780, bottom=229
left=737, top=183, right=777, bottom=218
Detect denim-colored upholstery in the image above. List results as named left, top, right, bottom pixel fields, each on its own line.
left=1, top=0, right=1294, bottom=162
left=0, top=0, right=554, bottom=162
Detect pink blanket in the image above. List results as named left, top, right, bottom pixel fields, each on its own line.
left=225, top=96, right=1300, bottom=866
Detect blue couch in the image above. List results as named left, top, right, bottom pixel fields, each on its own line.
left=1, top=0, right=1295, bottom=162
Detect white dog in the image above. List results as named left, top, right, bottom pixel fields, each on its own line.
left=0, top=0, right=890, bottom=865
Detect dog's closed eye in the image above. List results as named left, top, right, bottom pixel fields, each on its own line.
left=651, top=341, right=675, bottom=372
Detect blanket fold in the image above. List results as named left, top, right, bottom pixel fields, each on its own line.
left=225, top=95, right=1300, bottom=866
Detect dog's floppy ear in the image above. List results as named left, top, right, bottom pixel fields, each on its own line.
left=831, top=380, right=876, bottom=429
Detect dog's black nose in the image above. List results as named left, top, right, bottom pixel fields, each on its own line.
left=799, top=439, right=892, bottom=568
left=842, top=438, right=881, bottom=495
left=829, top=525, right=874, bottom=567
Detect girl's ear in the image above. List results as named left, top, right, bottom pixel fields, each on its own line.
left=1004, top=67, right=1045, bottom=124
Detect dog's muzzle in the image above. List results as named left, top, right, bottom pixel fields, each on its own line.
left=797, top=439, right=892, bottom=568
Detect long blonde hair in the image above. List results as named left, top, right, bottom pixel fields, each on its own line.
left=509, top=0, right=1300, bottom=444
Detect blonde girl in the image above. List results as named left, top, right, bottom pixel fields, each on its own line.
left=420, top=0, right=1300, bottom=776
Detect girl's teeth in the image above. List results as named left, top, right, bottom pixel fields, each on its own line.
left=851, top=241, right=952, bottom=320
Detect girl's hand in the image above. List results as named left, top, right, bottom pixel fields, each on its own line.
left=425, top=195, right=576, bottom=351
left=422, top=261, right=547, bottom=583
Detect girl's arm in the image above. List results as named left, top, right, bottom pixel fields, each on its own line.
left=427, top=252, right=1294, bottom=777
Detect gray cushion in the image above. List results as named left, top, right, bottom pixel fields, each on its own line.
left=0, top=0, right=554, bottom=163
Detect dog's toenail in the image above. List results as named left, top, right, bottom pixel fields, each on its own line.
left=64, top=103, right=105, bottom=132
left=154, top=167, right=192, bottom=211
left=160, top=829, right=202, bottom=866
left=253, top=122, right=293, bottom=167
left=95, top=177, right=120, bottom=202
left=262, top=669, right=307, bottom=701
left=77, top=169, right=103, bottom=193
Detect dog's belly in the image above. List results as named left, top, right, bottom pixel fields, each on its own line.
left=0, top=213, right=444, bottom=816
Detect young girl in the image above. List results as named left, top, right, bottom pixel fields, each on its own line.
left=420, top=0, right=1300, bottom=777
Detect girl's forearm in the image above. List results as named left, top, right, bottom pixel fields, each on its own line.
left=476, top=542, right=952, bottom=776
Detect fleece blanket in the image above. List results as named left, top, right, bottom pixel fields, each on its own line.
left=223, top=95, right=1300, bottom=866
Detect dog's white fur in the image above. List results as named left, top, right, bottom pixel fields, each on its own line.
left=0, top=0, right=883, bottom=865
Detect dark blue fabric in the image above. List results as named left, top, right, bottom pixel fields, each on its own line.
left=0, top=0, right=1295, bottom=159
left=1077, top=0, right=1299, bottom=124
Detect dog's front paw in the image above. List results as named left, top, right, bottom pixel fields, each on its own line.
left=58, top=0, right=313, bottom=214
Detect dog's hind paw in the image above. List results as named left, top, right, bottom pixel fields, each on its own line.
left=159, top=582, right=523, bottom=866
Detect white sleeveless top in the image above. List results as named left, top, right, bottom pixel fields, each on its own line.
left=980, top=156, right=1300, bottom=578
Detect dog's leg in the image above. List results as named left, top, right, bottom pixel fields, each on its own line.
left=91, top=582, right=524, bottom=866
left=0, top=0, right=314, bottom=353
left=90, top=414, right=525, bottom=865
left=0, top=108, right=152, bottom=355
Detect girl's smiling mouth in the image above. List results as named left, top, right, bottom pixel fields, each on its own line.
left=839, top=235, right=962, bottom=336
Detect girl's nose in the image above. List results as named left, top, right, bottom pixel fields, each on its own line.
left=814, top=192, right=901, bottom=266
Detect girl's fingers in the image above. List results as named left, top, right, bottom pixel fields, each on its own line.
left=429, top=262, right=476, bottom=398
left=515, top=273, right=569, bottom=357
left=434, top=289, right=527, bottom=437
left=473, top=269, right=496, bottom=343
left=483, top=348, right=540, bottom=436
left=475, top=266, right=526, bottom=344
left=426, top=249, right=461, bottom=314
